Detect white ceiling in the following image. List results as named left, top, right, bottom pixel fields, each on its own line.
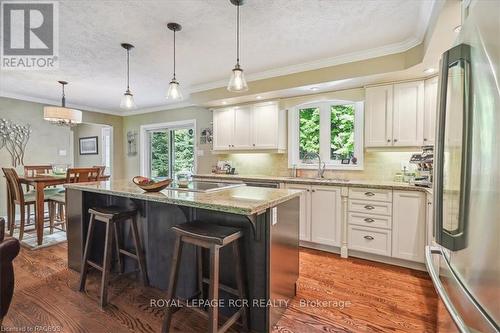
left=0, top=0, right=435, bottom=114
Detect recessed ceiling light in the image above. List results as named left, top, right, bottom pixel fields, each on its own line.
left=454, top=25, right=462, bottom=33
left=310, top=87, right=319, bottom=91
left=222, top=101, right=227, bottom=105
left=256, top=95, right=262, bottom=100
left=423, top=68, right=436, bottom=74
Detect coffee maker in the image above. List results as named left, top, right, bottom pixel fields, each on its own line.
left=409, top=146, right=433, bottom=188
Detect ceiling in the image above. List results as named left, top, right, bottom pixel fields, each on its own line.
left=0, top=0, right=436, bottom=114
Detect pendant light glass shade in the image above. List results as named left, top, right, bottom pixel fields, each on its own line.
left=120, top=90, right=136, bottom=109
left=166, top=79, right=183, bottom=101
left=120, top=43, right=136, bottom=110
left=227, top=0, right=248, bottom=92
left=166, top=23, right=183, bottom=101
left=43, top=81, right=82, bottom=127
left=227, top=65, right=248, bottom=92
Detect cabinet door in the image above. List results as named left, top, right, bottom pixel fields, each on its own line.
left=252, top=103, right=279, bottom=149
left=311, top=186, right=342, bottom=247
left=392, top=191, right=426, bottom=262
left=424, top=76, right=438, bottom=145
left=393, top=81, right=424, bottom=146
left=365, top=85, right=393, bottom=147
left=285, top=184, right=311, bottom=241
left=426, top=194, right=434, bottom=246
left=213, top=108, right=234, bottom=150
left=233, top=106, right=253, bottom=149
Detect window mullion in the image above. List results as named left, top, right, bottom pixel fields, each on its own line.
left=319, top=103, right=330, bottom=163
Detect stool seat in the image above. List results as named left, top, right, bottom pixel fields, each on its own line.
left=172, top=222, right=243, bottom=246
left=88, top=206, right=137, bottom=221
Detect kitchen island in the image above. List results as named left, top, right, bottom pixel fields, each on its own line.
left=64, top=180, right=301, bottom=333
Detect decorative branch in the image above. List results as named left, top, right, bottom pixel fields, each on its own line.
left=0, top=119, right=32, bottom=167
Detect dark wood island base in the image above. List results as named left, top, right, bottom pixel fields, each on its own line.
left=64, top=182, right=300, bottom=333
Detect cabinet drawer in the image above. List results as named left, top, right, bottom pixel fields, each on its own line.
left=348, top=226, right=392, bottom=256
left=348, top=200, right=392, bottom=216
left=348, top=212, right=392, bottom=229
left=348, top=187, right=392, bottom=202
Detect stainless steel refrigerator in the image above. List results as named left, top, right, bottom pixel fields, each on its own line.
left=425, top=0, right=499, bottom=332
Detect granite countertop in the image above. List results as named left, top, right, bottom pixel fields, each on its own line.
left=193, top=173, right=433, bottom=193
left=64, top=179, right=302, bottom=216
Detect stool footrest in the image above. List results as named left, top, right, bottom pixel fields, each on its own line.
left=202, top=278, right=239, bottom=297
left=87, top=260, right=103, bottom=271
left=119, top=248, right=138, bottom=260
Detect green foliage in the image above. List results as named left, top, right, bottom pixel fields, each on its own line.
left=173, top=128, right=194, bottom=175
left=299, top=108, right=320, bottom=159
left=330, top=105, right=354, bottom=159
left=151, top=132, right=169, bottom=177
left=298, top=104, right=355, bottom=161
left=150, top=129, right=194, bottom=179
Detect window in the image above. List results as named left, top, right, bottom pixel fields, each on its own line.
left=289, top=101, right=363, bottom=170
left=140, top=120, right=196, bottom=179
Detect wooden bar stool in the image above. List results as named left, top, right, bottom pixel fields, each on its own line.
left=162, top=222, right=248, bottom=333
left=79, top=206, right=148, bottom=308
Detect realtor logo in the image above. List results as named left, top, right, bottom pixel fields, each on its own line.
left=1, top=1, right=59, bottom=70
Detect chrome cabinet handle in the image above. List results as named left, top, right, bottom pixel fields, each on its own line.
left=312, top=189, right=316, bottom=192
left=424, top=138, right=428, bottom=141
left=253, top=144, right=256, bottom=146
left=387, top=139, right=391, bottom=142
left=364, top=218, right=375, bottom=223
left=364, top=205, right=375, bottom=210
left=364, top=235, right=374, bottom=240
left=364, top=191, right=375, bottom=196
left=394, top=139, right=398, bottom=142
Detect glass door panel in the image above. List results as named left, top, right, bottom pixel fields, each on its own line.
left=149, top=131, right=170, bottom=179
left=172, top=128, right=194, bottom=179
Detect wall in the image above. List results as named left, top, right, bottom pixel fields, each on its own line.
left=73, top=123, right=109, bottom=168
left=0, top=97, right=124, bottom=216
left=122, top=106, right=218, bottom=179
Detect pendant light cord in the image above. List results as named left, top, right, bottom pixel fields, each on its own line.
left=236, top=4, right=240, bottom=65
left=126, top=48, right=131, bottom=91
left=61, top=83, right=66, bottom=107
left=173, top=30, right=176, bottom=80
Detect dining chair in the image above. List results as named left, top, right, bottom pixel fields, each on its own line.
left=2, top=168, right=56, bottom=241
left=93, top=165, right=106, bottom=177
left=23, top=165, right=54, bottom=222
left=48, top=167, right=100, bottom=233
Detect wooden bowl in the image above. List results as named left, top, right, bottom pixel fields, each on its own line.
left=132, top=176, right=172, bottom=192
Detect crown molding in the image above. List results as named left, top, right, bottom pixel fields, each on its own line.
left=120, top=101, right=196, bottom=116
left=189, top=36, right=422, bottom=93
left=0, top=91, right=123, bottom=116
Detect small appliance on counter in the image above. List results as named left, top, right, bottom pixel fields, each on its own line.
left=410, top=145, right=433, bottom=187
left=212, top=160, right=236, bottom=175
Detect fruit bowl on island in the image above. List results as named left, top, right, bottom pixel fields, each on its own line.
left=132, top=176, right=172, bottom=192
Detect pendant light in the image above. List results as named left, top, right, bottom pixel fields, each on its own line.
left=166, top=22, right=183, bottom=101
left=227, top=0, right=248, bottom=92
left=120, top=43, right=136, bottom=109
left=43, top=81, right=82, bottom=127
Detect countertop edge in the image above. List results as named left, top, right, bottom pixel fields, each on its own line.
left=64, top=182, right=302, bottom=216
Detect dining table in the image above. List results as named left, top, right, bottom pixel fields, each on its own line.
left=14, top=173, right=110, bottom=245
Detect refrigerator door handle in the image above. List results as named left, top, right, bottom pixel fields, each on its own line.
left=434, top=44, right=472, bottom=251
left=425, top=246, right=469, bottom=333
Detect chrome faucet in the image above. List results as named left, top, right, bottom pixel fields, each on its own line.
left=303, top=152, right=326, bottom=178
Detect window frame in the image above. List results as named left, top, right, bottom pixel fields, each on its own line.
left=140, top=119, right=197, bottom=178
left=288, top=100, right=364, bottom=170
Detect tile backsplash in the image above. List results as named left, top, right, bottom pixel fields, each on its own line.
left=217, top=151, right=416, bottom=181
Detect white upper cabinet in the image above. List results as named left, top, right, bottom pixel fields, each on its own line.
left=365, top=80, right=426, bottom=147
left=212, top=101, right=286, bottom=151
left=424, top=76, right=439, bottom=145
left=392, top=81, right=424, bottom=147
left=365, top=85, right=393, bottom=147
left=212, top=108, right=234, bottom=150
left=233, top=106, right=253, bottom=149
left=392, top=190, right=426, bottom=262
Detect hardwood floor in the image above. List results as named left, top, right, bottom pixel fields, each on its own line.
left=3, top=243, right=456, bottom=333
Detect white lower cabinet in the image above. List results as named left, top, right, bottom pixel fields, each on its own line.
left=392, top=191, right=426, bottom=262
left=348, top=225, right=392, bottom=256
left=285, top=184, right=341, bottom=247
left=311, top=186, right=342, bottom=247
